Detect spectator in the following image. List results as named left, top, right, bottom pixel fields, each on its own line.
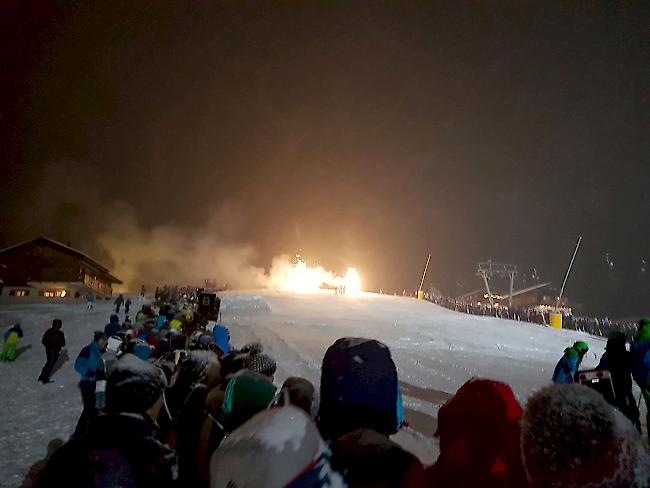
left=597, top=331, right=641, bottom=429
left=210, top=406, right=345, bottom=488
left=38, top=353, right=175, bottom=487
left=219, top=369, right=277, bottom=432
left=85, top=291, right=95, bottom=310
left=114, top=293, right=124, bottom=314
left=0, top=323, right=24, bottom=362
left=125, top=297, right=132, bottom=315
left=318, top=337, right=403, bottom=441
left=38, top=319, right=65, bottom=383
left=331, top=428, right=425, bottom=488
left=552, top=341, right=588, bottom=384
left=243, top=352, right=277, bottom=381
left=521, top=384, right=650, bottom=487
left=427, top=378, right=528, bottom=487
left=274, top=377, right=319, bottom=418
left=631, top=317, right=650, bottom=440
left=73, top=331, right=107, bottom=437
left=104, top=314, right=120, bottom=338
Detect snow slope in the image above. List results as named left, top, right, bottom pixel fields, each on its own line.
left=0, top=291, right=612, bottom=487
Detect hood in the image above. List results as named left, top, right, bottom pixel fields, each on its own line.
left=213, top=325, right=231, bottom=354
left=110, top=314, right=120, bottom=324
left=210, top=406, right=344, bottom=488
left=521, top=384, right=650, bottom=487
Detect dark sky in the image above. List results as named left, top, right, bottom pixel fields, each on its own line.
left=1, top=1, right=649, bottom=317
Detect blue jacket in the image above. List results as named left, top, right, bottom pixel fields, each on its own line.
left=213, top=325, right=232, bottom=354
left=155, top=315, right=167, bottom=331
left=74, top=341, right=105, bottom=383
left=552, top=347, right=582, bottom=384
left=631, top=339, right=650, bottom=388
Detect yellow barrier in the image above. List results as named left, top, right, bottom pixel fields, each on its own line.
left=550, top=312, right=563, bottom=329
left=417, top=290, right=424, bottom=300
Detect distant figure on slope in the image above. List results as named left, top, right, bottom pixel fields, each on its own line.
left=140, top=285, right=146, bottom=302
left=631, top=318, right=650, bottom=441
left=124, top=297, right=131, bottom=315
left=597, top=332, right=641, bottom=430
left=86, top=291, right=95, bottom=310
left=552, top=341, right=589, bottom=384
left=114, top=293, right=124, bottom=314
left=0, top=323, right=24, bottom=361
left=38, top=319, right=65, bottom=383
left=73, top=331, right=107, bottom=437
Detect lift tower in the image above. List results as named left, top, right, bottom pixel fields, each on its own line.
left=476, top=262, right=518, bottom=307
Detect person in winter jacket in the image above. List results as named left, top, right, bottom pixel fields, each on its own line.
left=212, top=324, right=231, bottom=357
left=631, top=317, right=650, bottom=439
left=124, top=297, right=131, bottom=314
left=318, top=337, right=403, bottom=442
left=85, top=291, right=95, bottom=310
left=37, top=353, right=176, bottom=488
left=521, top=383, right=650, bottom=487
left=552, top=340, right=589, bottom=384
left=597, top=331, right=641, bottom=429
left=210, top=406, right=345, bottom=488
left=104, top=314, right=121, bottom=338
left=273, top=377, right=319, bottom=418
left=73, top=331, right=107, bottom=437
left=114, top=293, right=124, bottom=313
left=426, top=378, right=529, bottom=488
left=219, top=369, right=277, bottom=433
left=330, top=428, right=425, bottom=488
left=38, top=319, right=65, bottom=383
left=0, top=323, right=24, bottom=361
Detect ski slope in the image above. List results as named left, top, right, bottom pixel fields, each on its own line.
left=0, top=291, right=609, bottom=487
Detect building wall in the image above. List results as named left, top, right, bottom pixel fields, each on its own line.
left=0, top=241, right=115, bottom=297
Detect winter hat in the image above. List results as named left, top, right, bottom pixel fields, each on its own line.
left=93, top=331, right=107, bottom=342
left=105, top=353, right=167, bottom=414
left=319, top=337, right=401, bottom=441
left=124, top=338, right=152, bottom=361
left=220, top=369, right=277, bottom=432
left=52, top=319, right=62, bottom=329
left=210, top=406, right=345, bottom=488
left=276, top=377, right=319, bottom=418
left=521, top=384, right=650, bottom=487
left=572, top=340, right=589, bottom=354
left=109, top=314, right=119, bottom=324
left=244, top=352, right=277, bottom=378
left=241, top=342, right=264, bottom=355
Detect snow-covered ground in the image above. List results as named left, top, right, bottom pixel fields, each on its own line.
left=0, top=291, right=622, bottom=487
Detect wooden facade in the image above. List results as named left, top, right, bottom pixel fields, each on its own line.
left=0, top=237, right=121, bottom=298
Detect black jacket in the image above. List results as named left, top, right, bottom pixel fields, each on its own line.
left=37, top=413, right=177, bottom=488
left=42, top=328, right=65, bottom=352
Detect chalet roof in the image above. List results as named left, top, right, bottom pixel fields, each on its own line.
left=0, top=237, right=122, bottom=284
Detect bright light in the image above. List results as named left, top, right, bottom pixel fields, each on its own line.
left=343, top=267, right=362, bottom=295
left=269, top=255, right=363, bottom=296
left=60, top=290, right=67, bottom=298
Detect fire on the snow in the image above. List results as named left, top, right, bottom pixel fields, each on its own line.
left=270, top=254, right=362, bottom=295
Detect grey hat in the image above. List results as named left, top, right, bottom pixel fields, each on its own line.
left=106, top=353, right=167, bottom=414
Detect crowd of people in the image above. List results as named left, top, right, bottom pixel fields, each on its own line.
left=3, top=293, right=649, bottom=487
left=428, top=294, right=637, bottom=336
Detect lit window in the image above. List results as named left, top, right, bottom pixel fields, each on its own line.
left=9, top=290, right=29, bottom=297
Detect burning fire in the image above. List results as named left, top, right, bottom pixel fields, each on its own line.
left=269, top=254, right=362, bottom=296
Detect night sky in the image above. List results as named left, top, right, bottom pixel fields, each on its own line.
left=1, top=1, right=648, bottom=318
